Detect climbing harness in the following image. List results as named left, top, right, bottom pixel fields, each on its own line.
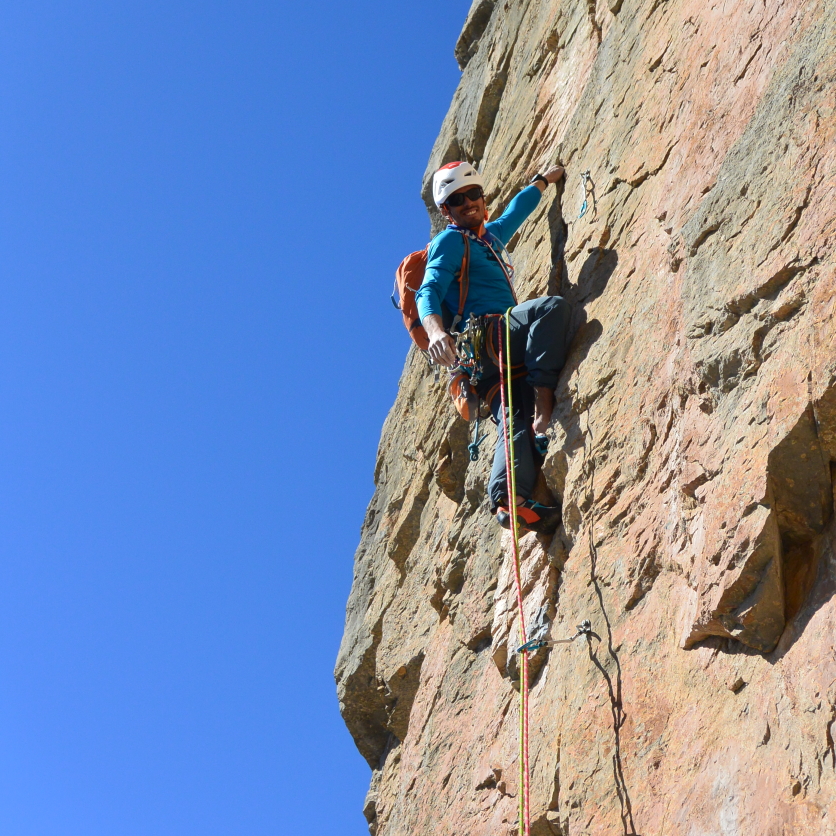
left=452, top=313, right=518, bottom=461
left=516, top=620, right=592, bottom=654
left=578, top=170, right=597, bottom=220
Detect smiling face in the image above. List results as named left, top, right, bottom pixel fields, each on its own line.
left=440, top=185, right=486, bottom=229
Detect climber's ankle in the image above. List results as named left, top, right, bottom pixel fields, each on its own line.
left=532, top=386, right=554, bottom=434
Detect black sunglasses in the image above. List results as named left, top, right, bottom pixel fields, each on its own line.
left=446, top=187, right=484, bottom=207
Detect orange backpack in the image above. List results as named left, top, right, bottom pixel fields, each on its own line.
left=391, top=233, right=470, bottom=351
left=392, top=234, right=483, bottom=426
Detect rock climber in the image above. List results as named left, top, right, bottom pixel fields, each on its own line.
left=416, top=161, right=571, bottom=534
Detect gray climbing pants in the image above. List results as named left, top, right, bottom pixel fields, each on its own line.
left=474, top=296, right=571, bottom=510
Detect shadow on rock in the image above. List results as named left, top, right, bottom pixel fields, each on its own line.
left=770, top=529, right=836, bottom=664
left=557, top=247, right=619, bottom=414
left=540, top=247, right=616, bottom=503
left=586, top=562, right=640, bottom=836
left=545, top=183, right=568, bottom=298
left=543, top=181, right=618, bottom=315
left=571, top=247, right=619, bottom=307
left=584, top=418, right=640, bottom=836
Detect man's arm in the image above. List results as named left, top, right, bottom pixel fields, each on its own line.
left=487, top=165, right=565, bottom=246
left=416, top=230, right=465, bottom=368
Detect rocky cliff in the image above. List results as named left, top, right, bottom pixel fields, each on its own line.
left=336, top=0, right=836, bottom=833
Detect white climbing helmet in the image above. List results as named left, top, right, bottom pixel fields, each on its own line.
left=432, top=161, right=485, bottom=207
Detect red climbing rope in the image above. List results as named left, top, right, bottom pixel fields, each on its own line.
left=498, top=309, right=531, bottom=836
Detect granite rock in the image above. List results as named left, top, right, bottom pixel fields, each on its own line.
left=337, top=0, right=836, bottom=832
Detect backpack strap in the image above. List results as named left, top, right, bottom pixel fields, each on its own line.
left=458, top=234, right=470, bottom=318
left=451, top=234, right=470, bottom=331
left=481, top=235, right=518, bottom=305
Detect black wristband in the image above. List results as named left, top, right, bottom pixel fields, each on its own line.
left=530, top=174, right=549, bottom=187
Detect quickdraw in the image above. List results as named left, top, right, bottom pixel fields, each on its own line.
left=578, top=169, right=597, bottom=220
left=468, top=415, right=489, bottom=461
left=516, top=620, right=593, bottom=654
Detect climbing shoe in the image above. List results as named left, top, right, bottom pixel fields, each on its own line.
left=496, top=499, right=562, bottom=535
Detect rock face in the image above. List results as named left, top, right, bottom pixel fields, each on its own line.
left=336, top=0, right=836, bottom=833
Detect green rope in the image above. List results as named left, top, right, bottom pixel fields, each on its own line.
left=503, top=308, right=530, bottom=836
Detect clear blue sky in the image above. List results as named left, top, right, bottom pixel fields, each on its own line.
left=0, top=2, right=465, bottom=833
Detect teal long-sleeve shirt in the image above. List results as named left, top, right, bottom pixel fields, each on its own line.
left=416, top=184, right=542, bottom=326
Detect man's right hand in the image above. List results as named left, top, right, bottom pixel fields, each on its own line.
left=423, top=314, right=457, bottom=368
